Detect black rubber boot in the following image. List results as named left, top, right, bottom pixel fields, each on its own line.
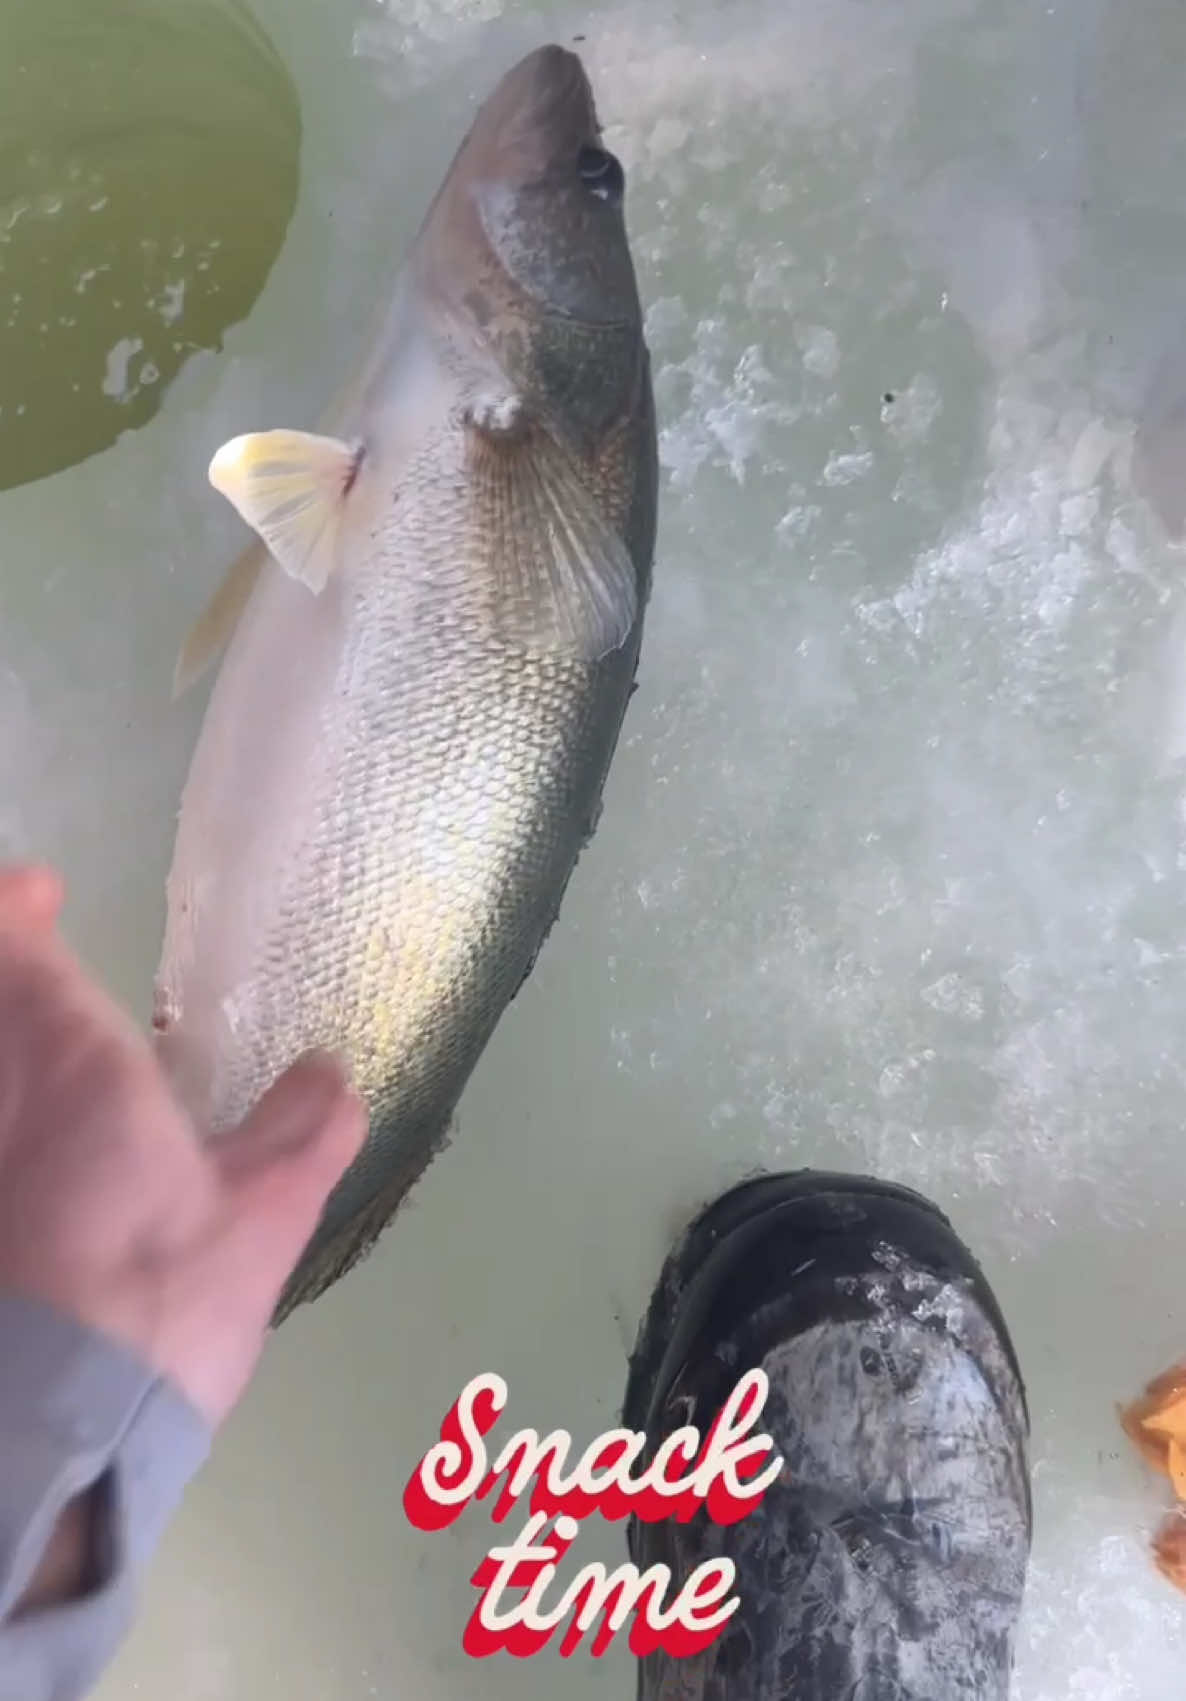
left=624, top=1171, right=1031, bottom=1701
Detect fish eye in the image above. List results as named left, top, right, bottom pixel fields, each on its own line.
left=576, top=144, right=625, bottom=205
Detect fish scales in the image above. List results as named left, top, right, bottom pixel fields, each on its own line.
left=154, top=45, right=657, bottom=1318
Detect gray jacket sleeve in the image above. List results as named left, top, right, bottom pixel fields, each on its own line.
left=0, top=1292, right=211, bottom=1701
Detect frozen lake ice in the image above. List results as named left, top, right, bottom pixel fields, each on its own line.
left=4, top=0, right=1186, bottom=1694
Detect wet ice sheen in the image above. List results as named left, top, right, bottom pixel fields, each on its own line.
left=1, top=0, right=1185, bottom=1696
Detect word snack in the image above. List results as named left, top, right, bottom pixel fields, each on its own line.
left=403, top=1367, right=784, bottom=1659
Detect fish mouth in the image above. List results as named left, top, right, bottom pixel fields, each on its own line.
left=481, top=45, right=600, bottom=155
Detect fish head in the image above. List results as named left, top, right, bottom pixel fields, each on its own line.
left=414, top=45, right=646, bottom=440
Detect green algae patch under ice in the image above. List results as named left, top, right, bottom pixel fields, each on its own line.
left=0, top=0, right=301, bottom=491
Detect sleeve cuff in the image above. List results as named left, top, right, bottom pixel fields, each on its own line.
left=0, top=1292, right=211, bottom=1701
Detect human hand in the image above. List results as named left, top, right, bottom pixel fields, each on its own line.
left=0, top=863, right=365, bottom=1429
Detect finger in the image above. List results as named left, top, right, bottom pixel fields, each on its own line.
left=0, top=865, right=64, bottom=935
left=213, top=1050, right=360, bottom=1178
left=217, top=1083, right=366, bottom=1309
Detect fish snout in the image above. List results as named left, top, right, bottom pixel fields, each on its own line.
left=489, top=45, right=598, bottom=148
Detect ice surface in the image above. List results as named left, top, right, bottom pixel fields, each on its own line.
left=4, top=0, right=1186, bottom=1695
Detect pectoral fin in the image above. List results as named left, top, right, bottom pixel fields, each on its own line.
left=172, top=538, right=268, bottom=699
left=207, top=429, right=363, bottom=595
left=466, top=412, right=638, bottom=662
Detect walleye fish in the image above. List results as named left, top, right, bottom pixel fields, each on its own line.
left=154, top=44, right=657, bottom=1321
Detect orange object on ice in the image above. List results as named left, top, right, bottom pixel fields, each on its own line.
left=1152, top=1514, right=1186, bottom=1593
left=1121, top=1360, right=1186, bottom=1593
left=1122, top=1362, right=1186, bottom=1488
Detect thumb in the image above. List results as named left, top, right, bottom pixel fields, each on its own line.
left=214, top=1052, right=367, bottom=1304
left=0, top=865, right=63, bottom=935
left=215, top=1050, right=362, bottom=1179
